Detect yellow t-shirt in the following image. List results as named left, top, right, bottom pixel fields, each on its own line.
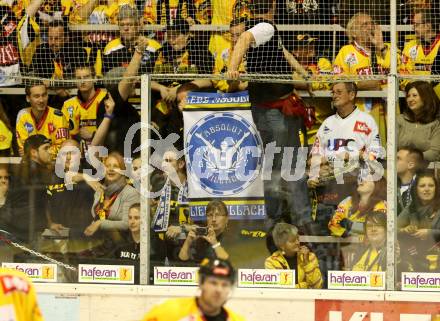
left=62, top=88, right=108, bottom=137
left=142, top=297, right=246, bottom=321
left=16, top=106, right=69, bottom=152
left=0, top=268, right=44, bottom=321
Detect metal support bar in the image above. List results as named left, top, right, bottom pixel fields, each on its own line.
left=139, top=74, right=151, bottom=285
left=386, top=0, right=398, bottom=291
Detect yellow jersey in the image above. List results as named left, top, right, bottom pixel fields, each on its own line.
left=0, top=268, right=44, bottom=321
left=400, top=35, right=440, bottom=75
left=16, top=106, right=69, bottom=152
left=328, top=197, right=387, bottom=237
left=142, top=297, right=246, bottom=321
left=333, top=42, right=392, bottom=77
left=61, top=88, right=107, bottom=137
left=400, top=35, right=440, bottom=88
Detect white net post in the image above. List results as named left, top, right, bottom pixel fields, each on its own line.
left=139, top=74, right=151, bottom=285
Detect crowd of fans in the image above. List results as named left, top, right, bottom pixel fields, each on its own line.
left=0, top=0, right=439, bottom=288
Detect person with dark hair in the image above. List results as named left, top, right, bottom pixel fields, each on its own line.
left=227, top=0, right=313, bottom=234
left=149, top=148, right=190, bottom=263
left=400, top=7, right=440, bottom=81
left=265, top=222, right=323, bottom=288
left=398, top=81, right=440, bottom=161
left=351, top=211, right=387, bottom=271
left=142, top=258, right=245, bottom=321
left=12, top=134, right=55, bottom=244
left=154, top=19, right=214, bottom=75
left=16, top=83, right=69, bottom=155
left=178, top=200, right=230, bottom=263
left=328, top=175, right=387, bottom=238
left=114, top=202, right=140, bottom=260
left=31, top=20, right=88, bottom=79
left=398, top=170, right=440, bottom=271
left=112, top=202, right=142, bottom=283
left=397, top=147, right=426, bottom=214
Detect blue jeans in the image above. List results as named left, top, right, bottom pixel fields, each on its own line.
left=251, top=106, right=312, bottom=227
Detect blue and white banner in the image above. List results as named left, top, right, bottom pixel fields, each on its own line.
left=183, top=91, right=266, bottom=221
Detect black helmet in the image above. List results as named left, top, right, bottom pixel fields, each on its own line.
left=199, top=258, right=235, bottom=284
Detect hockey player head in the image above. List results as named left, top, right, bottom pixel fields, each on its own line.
left=198, top=258, right=235, bottom=316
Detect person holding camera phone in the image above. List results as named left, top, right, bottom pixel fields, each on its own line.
left=179, top=200, right=230, bottom=263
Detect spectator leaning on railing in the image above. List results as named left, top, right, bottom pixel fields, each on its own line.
left=102, top=5, right=161, bottom=74
left=227, top=0, right=313, bottom=233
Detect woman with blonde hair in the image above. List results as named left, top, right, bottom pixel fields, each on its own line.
left=84, top=151, right=139, bottom=239
left=265, top=223, right=323, bottom=289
